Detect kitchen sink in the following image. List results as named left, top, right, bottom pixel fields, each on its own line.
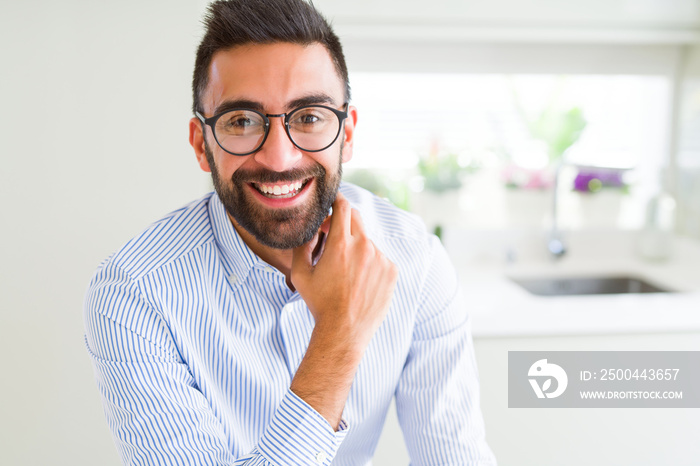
left=510, top=276, right=672, bottom=296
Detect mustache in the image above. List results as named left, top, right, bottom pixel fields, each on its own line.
left=231, top=164, right=326, bottom=184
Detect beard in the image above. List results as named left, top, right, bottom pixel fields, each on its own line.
left=205, top=142, right=342, bottom=250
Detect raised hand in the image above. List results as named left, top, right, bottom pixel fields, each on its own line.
left=289, top=193, right=398, bottom=429
left=291, top=192, right=398, bottom=352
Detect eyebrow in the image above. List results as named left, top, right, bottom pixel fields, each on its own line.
left=212, top=99, right=263, bottom=115
left=212, top=93, right=339, bottom=116
left=287, top=93, right=338, bottom=110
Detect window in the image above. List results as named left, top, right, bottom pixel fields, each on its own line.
left=346, top=72, right=671, bottom=230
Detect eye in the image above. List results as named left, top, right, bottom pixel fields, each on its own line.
left=217, top=111, right=264, bottom=135
left=298, top=113, right=320, bottom=124
left=289, top=107, right=334, bottom=133
left=224, top=116, right=254, bottom=128
left=291, top=110, right=323, bottom=126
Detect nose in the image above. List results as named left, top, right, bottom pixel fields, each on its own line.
left=253, top=116, right=302, bottom=172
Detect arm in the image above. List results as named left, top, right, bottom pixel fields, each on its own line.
left=395, top=236, right=497, bottom=465
left=84, top=263, right=348, bottom=466
left=290, top=193, right=399, bottom=430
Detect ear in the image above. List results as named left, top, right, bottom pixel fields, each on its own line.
left=340, top=105, right=357, bottom=164
left=189, top=117, right=211, bottom=173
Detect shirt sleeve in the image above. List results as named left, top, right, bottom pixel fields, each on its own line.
left=84, top=262, right=347, bottom=466
left=394, top=235, right=497, bottom=466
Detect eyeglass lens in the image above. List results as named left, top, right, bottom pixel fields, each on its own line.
left=213, top=106, right=342, bottom=155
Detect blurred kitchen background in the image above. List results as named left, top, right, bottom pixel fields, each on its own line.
left=1, top=0, right=699, bottom=465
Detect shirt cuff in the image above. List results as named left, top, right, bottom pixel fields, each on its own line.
left=257, top=389, right=349, bottom=466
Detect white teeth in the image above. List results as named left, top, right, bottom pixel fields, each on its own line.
left=255, top=180, right=307, bottom=198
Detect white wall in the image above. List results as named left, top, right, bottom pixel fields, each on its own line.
left=317, top=0, right=700, bottom=44
left=316, top=0, right=700, bottom=24
left=0, top=2, right=209, bottom=464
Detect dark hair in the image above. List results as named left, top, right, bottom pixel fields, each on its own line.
left=192, top=0, right=350, bottom=114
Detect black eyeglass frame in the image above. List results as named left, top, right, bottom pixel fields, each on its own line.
left=195, top=103, right=349, bottom=156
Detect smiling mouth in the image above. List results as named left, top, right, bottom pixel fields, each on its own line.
left=251, top=178, right=312, bottom=199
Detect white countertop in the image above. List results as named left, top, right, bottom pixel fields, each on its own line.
left=446, top=230, right=700, bottom=338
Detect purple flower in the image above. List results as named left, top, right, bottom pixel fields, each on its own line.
left=573, top=168, right=625, bottom=192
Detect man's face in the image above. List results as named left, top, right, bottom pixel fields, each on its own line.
left=190, top=42, right=356, bottom=249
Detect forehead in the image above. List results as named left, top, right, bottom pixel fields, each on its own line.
left=204, top=42, right=344, bottom=113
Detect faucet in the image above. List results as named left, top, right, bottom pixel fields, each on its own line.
left=548, top=161, right=566, bottom=259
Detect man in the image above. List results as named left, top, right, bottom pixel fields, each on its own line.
left=84, top=0, right=496, bottom=464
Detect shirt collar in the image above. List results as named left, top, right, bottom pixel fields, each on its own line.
left=208, top=192, right=260, bottom=283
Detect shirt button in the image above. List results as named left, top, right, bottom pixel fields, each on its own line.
left=315, top=451, right=327, bottom=464
left=228, top=274, right=238, bottom=286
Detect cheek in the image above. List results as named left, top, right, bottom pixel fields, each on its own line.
left=218, top=155, right=252, bottom=180
left=311, top=149, right=342, bottom=174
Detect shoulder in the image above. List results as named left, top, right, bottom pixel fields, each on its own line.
left=84, top=196, right=215, bottom=358
left=98, top=193, right=216, bottom=281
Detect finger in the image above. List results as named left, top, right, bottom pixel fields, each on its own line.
left=349, top=208, right=366, bottom=237
left=328, top=192, right=351, bottom=240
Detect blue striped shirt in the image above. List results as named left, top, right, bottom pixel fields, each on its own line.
left=84, top=182, right=496, bottom=465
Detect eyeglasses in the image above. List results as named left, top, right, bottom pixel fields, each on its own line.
left=196, top=104, right=349, bottom=156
